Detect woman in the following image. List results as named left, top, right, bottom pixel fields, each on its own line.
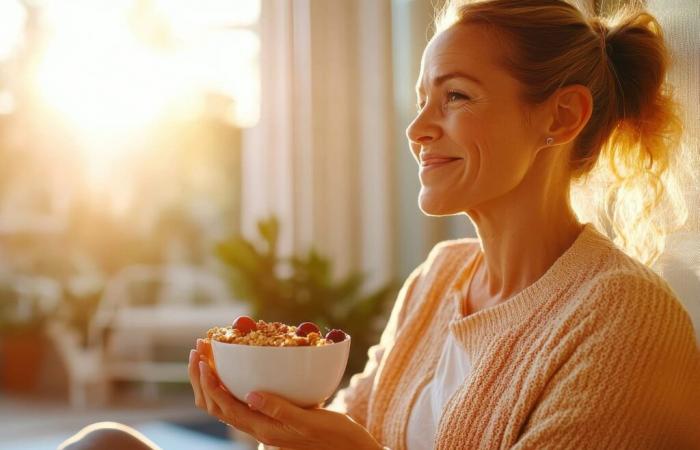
left=59, top=0, right=699, bottom=449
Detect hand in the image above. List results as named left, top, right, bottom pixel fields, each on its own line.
left=188, top=339, right=383, bottom=450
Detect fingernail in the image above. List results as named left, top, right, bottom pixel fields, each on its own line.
left=199, top=361, right=207, bottom=373
left=246, top=392, right=263, bottom=409
left=189, top=349, right=196, bottom=362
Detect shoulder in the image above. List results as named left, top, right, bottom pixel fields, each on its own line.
left=576, top=265, right=696, bottom=349
left=543, top=260, right=698, bottom=394
left=543, top=234, right=697, bottom=349
left=572, top=269, right=698, bottom=403
left=582, top=245, right=689, bottom=320
left=395, top=238, right=481, bottom=317
left=405, top=237, right=481, bottom=287
left=424, top=237, right=481, bottom=271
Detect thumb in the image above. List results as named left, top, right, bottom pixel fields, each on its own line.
left=245, top=392, right=308, bottom=424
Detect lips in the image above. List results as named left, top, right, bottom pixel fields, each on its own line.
left=420, top=154, right=462, bottom=167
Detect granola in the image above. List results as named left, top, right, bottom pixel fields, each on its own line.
left=207, top=317, right=348, bottom=347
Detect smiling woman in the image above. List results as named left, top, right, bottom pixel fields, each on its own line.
left=56, top=0, right=699, bottom=449
left=352, top=0, right=697, bottom=448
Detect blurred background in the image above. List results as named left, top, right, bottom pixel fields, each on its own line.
left=0, top=0, right=697, bottom=449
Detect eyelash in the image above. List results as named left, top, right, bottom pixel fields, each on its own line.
left=416, top=91, right=471, bottom=111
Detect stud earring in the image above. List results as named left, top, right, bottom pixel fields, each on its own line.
left=545, top=137, right=554, bottom=145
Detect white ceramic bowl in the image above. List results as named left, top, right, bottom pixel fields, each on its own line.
left=210, top=336, right=351, bottom=408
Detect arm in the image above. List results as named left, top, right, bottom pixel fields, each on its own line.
left=325, top=263, right=425, bottom=426
left=512, top=274, right=700, bottom=450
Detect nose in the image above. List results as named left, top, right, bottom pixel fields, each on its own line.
left=405, top=109, right=441, bottom=146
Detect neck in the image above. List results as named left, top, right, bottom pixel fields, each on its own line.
left=466, top=166, right=584, bottom=302
left=473, top=214, right=584, bottom=303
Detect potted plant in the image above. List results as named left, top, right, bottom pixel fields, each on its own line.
left=0, top=275, right=61, bottom=393
left=215, top=216, right=398, bottom=381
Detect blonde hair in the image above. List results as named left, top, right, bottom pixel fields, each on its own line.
left=433, top=0, right=688, bottom=268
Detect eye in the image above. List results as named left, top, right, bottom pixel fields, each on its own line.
left=416, top=91, right=470, bottom=112
left=446, top=91, right=470, bottom=103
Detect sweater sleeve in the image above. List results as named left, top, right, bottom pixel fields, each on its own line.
left=256, top=264, right=425, bottom=450
left=324, top=263, right=425, bottom=426
left=512, top=273, right=700, bottom=450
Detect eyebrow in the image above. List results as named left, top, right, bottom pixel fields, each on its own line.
left=415, top=71, right=484, bottom=95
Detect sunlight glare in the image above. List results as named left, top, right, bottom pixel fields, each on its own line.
left=154, top=0, right=261, bottom=33
left=35, top=0, right=198, bottom=136
left=31, top=0, right=260, bottom=181
left=0, top=0, right=26, bottom=61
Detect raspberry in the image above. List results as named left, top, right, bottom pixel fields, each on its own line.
left=325, top=329, right=347, bottom=343
left=232, top=315, right=257, bottom=335
left=295, top=321, right=320, bottom=337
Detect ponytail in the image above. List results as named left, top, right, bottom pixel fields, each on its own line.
left=583, top=9, right=686, bottom=266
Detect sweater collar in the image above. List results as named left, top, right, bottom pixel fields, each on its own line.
left=448, top=222, right=611, bottom=346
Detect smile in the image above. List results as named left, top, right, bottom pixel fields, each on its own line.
left=420, top=157, right=462, bottom=172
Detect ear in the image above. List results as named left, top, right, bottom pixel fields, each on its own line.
left=541, top=84, right=593, bottom=148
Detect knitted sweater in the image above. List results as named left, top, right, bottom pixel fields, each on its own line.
left=327, top=223, right=700, bottom=449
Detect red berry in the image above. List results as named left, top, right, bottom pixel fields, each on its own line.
left=232, top=316, right=257, bottom=335
left=325, top=329, right=347, bottom=343
left=295, top=322, right=320, bottom=337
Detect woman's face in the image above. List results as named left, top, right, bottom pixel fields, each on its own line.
left=406, top=24, right=544, bottom=216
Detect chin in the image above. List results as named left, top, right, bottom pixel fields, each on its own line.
left=418, top=192, right=461, bottom=217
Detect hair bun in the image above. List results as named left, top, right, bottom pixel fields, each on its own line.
left=589, top=18, right=612, bottom=61
left=591, top=12, right=668, bottom=123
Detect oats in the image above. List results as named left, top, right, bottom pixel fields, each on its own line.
left=207, top=322, right=339, bottom=347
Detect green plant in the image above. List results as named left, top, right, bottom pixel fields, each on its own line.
left=215, top=216, right=398, bottom=377
left=0, top=278, right=58, bottom=336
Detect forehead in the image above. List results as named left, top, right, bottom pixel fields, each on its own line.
left=416, top=24, right=507, bottom=94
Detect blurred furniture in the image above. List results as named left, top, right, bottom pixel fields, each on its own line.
left=48, top=264, right=249, bottom=408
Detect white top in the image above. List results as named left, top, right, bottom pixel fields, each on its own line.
left=406, top=329, right=473, bottom=450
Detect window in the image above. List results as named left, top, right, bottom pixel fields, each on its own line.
left=0, top=0, right=260, bottom=271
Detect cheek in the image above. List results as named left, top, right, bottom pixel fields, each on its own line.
left=478, top=139, right=527, bottom=182
left=449, top=120, right=530, bottom=195
left=463, top=110, right=530, bottom=174
left=445, top=117, right=481, bottom=160
left=416, top=108, right=533, bottom=214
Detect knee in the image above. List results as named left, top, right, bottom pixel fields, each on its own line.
left=58, top=421, right=159, bottom=450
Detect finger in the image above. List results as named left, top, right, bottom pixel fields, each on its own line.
left=246, top=391, right=311, bottom=429
left=199, top=362, right=256, bottom=433
left=188, top=350, right=205, bottom=409
left=202, top=338, right=212, bottom=359
left=199, top=361, right=221, bottom=415
left=196, top=338, right=212, bottom=359
left=199, top=361, right=281, bottom=437
left=196, top=338, right=206, bottom=357
left=197, top=339, right=216, bottom=372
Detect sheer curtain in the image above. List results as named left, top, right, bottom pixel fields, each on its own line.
left=644, top=0, right=700, bottom=342
left=240, top=0, right=396, bottom=290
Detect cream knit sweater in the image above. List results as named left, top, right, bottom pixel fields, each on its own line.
left=326, top=223, right=700, bottom=449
